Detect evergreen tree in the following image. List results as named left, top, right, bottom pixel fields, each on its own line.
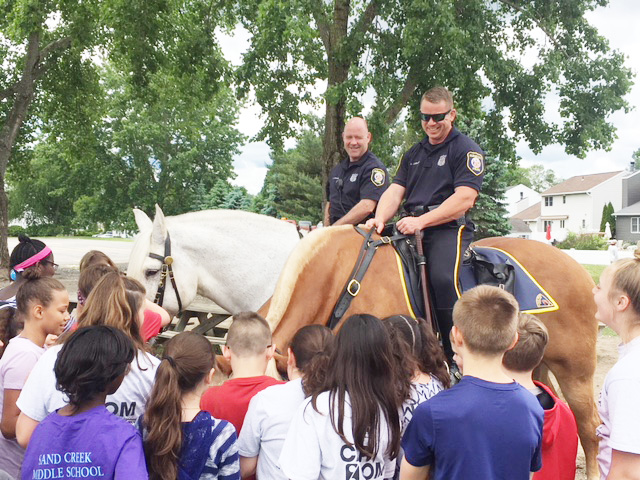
left=259, top=123, right=324, bottom=223
left=600, top=202, right=616, bottom=236
left=221, top=186, right=253, bottom=211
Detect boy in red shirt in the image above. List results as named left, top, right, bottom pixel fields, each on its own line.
left=503, top=313, right=579, bottom=480
left=201, top=311, right=282, bottom=433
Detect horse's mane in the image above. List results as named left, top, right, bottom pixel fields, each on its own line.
left=266, top=226, right=349, bottom=330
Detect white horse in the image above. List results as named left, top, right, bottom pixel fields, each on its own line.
left=127, top=205, right=301, bottom=317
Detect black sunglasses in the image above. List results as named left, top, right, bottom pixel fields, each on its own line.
left=42, top=260, right=59, bottom=270
left=420, top=110, right=451, bottom=122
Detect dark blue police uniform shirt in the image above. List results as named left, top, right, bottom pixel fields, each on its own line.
left=393, top=128, right=485, bottom=214
left=326, top=151, right=389, bottom=224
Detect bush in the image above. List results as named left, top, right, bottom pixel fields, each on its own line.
left=8, top=225, right=27, bottom=237
left=556, top=232, right=608, bottom=250
left=25, top=224, right=68, bottom=237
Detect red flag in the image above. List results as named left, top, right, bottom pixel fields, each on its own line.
left=546, top=224, right=552, bottom=240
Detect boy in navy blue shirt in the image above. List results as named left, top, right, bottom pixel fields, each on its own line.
left=400, top=285, right=543, bottom=480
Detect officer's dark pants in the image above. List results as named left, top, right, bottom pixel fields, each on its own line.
left=422, top=222, right=474, bottom=361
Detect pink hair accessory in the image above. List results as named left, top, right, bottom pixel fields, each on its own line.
left=13, top=246, right=53, bottom=272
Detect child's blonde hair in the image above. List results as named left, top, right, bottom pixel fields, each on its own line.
left=453, top=285, right=519, bottom=355
left=502, top=313, right=548, bottom=372
left=609, top=249, right=640, bottom=317
left=226, top=311, right=272, bottom=357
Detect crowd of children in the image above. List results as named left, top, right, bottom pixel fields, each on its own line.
left=0, top=237, right=639, bottom=479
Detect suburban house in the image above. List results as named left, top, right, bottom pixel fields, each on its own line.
left=614, top=169, right=640, bottom=244
left=508, top=202, right=540, bottom=239
left=504, top=184, right=541, bottom=217
left=509, top=170, right=628, bottom=241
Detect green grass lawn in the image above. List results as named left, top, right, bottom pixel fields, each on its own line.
left=582, top=264, right=606, bottom=285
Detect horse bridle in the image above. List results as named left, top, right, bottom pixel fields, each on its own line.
left=148, top=232, right=183, bottom=313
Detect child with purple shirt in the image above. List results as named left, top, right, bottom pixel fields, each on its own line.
left=21, top=326, right=148, bottom=480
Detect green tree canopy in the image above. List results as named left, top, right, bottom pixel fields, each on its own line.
left=502, top=164, right=563, bottom=193
left=236, top=0, right=632, bottom=207
left=2, top=0, right=241, bottom=243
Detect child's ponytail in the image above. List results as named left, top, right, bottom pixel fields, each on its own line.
left=142, top=332, right=215, bottom=480
left=143, top=357, right=184, bottom=480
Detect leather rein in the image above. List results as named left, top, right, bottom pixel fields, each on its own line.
left=328, top=226, right=405, bottom=329
left=148, top=232, right=183, bottom=313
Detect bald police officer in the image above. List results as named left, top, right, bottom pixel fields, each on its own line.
left=366, top=87, right=485, bottom=360
left=324, top=117, right=389, bottom=226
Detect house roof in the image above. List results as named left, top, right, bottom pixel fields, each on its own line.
left=511, top=202, right=541, bottom=221
left=509, top=218, right=531, bottom=233
left=541, top=171, right=623, bottom=195
left=614, top=200, right=640, bottom=216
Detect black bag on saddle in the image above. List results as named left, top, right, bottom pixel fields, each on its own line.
left=468, top=248, right=516, bottom=295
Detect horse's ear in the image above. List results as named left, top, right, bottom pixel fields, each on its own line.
left=151, top=204, right=167, bottom=245
left=133, top=208, right=153, bottom=232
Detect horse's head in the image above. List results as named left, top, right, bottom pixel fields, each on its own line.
left=127, top=205, right=197, bottom=318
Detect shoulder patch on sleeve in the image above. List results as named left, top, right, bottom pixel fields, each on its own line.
left=371, top=168, right=386, bottom=187
left=466, top=152, right=484, bottom=176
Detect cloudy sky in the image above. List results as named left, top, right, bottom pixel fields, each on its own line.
left=225, top=0, right=640, bottom=194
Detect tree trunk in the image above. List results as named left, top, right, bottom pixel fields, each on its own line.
left=321, top=0, right=350, bottom=204
left=0, top=32, right=41, bottom=272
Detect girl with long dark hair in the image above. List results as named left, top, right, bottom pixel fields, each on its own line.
left=279, top=314, right=400, bottom=479
left=383, top=315, right=450, bottom=479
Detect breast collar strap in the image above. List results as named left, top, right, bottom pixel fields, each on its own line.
left=148, top=232, right=183, bottom=313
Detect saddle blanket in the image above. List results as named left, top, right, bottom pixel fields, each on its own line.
left=458, top=246, right=559, bottom=314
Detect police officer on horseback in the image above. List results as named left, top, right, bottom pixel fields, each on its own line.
left=324, top=117, right=389, bottom=226
left=366, top=87, right=485, bottom=360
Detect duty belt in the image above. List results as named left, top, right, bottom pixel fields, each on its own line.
left=407, top=204, right=468, bottom=227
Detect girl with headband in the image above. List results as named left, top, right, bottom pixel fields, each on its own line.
left=0, top=236, right=56, bottom=355
left=0, top=235, right=57, bottom=305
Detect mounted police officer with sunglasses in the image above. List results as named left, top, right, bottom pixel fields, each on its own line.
left=366, top=87, right=485, bottom=361
left=324, top=117, right=389, bottom=226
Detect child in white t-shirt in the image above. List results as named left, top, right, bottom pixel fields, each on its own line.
left=279, top=314, right=400, bottom=480
left=238, top=325, right=333, bottom=479
left=0, top=278, right=69, bottom=478
left=15, top=272, right=159, bottom=448
left=593, top=249, right=640, bottom=478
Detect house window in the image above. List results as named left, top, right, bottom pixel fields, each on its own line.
left=545, top=197, right=553, bottom=207
left=544, top=221, right=552, bottom=230
left=582, top=219, right=586, bottom=229
left=563, top=195, right=566, bottom=204
left=560, top=220, right=565, bottom=228
left=632, top=217, right=640, bottom=234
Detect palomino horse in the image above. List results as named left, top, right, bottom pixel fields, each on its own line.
left=127, top=205, right=301, bottom=317
left=259, top=225, right=600, bottom=479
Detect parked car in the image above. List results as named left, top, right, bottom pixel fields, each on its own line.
left=92, top=231, right=116, bottom=238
